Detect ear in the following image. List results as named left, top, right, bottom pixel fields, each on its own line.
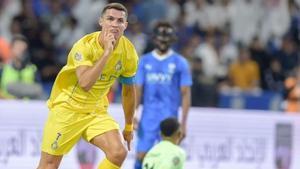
left=124, top=21, right=128, bottom=29
left=98, top=17, right=103, bottom=27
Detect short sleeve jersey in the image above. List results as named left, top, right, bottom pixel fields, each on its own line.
left=47, top=31, right=138, bottom=113
left=142, top=141, right=186, bottom=169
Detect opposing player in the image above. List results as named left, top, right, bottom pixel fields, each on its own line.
left=134, top=21, right=192, bottom=169
left=37, top=3, right=138, bottom=169
left=142, top=117, right=186, bottom=169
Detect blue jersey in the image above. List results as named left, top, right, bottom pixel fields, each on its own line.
left=136, top=50, right=192, bottom=130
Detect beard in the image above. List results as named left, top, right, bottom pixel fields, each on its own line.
left=154, top=41, right=171, bottom=54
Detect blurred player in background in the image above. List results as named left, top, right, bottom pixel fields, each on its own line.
left=37, top=3, right=138, bottom=169
left=142, top=117, right=186, bottom=169
left=134, top=21, right=192, bottom=169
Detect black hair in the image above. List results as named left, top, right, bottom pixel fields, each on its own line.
left=153, top=21, right=177, bottom=42
left=160, top=117, right=180, bottom=137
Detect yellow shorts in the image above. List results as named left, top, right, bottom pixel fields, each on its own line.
left=41, top=106, right=119, bottom=155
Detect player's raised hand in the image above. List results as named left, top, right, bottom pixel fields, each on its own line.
left=103, top=31, right=116, bottom=53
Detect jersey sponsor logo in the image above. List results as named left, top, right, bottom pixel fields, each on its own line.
left=74, top=52, right=82, bottom=61
left=146, top=73, right=172, bottom=83
left=99, top=74, right=118, bottom=81
left=98, top=61, right=121, bottom=81
left=51, top=133, right=62, bottom=150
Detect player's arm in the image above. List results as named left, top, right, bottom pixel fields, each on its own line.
left=76, top=32, right=115, bottom=91
left=180, top=86, right=191, bottom=140
left=120, top=40, right=139, bottom=148
left=122, top=83, right=136, bottom=150
left=122, top=83, right=136, bottom=125
left=179, top=58, right=192, bottom=142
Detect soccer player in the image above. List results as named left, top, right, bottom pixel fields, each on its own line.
left=37, top=3, right=138, bottom=169
left=142, top=117, right=186, bottom=169
left=134, top=21, right=192, bottom=169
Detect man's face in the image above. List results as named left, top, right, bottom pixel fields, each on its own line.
left=99, top=8, right=128, bottom=41
left=11, top=40, right=28, bottom=59
left=154, top=38, right=172, bottom=53
left=154, top=26, right=175, bottom=53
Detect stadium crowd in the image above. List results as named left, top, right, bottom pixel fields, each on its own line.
left=0, top=0, right=299, bottom=112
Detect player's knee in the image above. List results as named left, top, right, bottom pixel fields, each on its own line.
left=108, top=145, right=128, bottom=161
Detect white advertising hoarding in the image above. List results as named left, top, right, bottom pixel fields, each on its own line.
left=0, top=100, right=299, bottom=169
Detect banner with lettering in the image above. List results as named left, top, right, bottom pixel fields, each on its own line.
left=0, top=100, right=299, bottom=169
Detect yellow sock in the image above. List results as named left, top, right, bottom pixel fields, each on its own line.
left=98, top=158, right=120, bottom=169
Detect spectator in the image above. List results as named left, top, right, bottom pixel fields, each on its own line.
left=228, top=0, right=262, bottom=45
left=264, top=58, right=285, bottom=92
left=191, top=57, right=218, bottom=107
left=249, top=36, right=271, bottom=89
left=259, top=0, right=290, bottom=44
left=0, top=34, right=44, bottom=99
left=218, top=31, right=238, bottom=79
left=55, top=16, right=85, bottom=64
left=0, top=0, right=21, bottom=41
left=126, top=21, right=147, bottom=56
left=275, top=35, right=299, bottom=76
left=184, top=0, right=208, bottom=33
left=40, top=0, right=67, bottom=36
left=194, top=32, right=220, bottom=79
left=228, top=47, right=260, bottom=91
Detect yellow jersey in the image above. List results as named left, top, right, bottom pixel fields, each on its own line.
left=47, top=31, right=138, bottom=113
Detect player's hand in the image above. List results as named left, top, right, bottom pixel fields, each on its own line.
left=103, top=31, right=116, bottom=53
left=179, top=124, right=187, bottom=144
left=122, top=130, right=133, bottom=151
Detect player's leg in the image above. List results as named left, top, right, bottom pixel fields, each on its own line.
left=38, top=109, right=88, bottom=168
left=134, top=128, right=158, bottom=169
left=135, top=152, right=147, bottom=169
left=83, top=112, right=125, bottom=169
left=36, top=152, right=63, bottom=169
left=90, top=129, right=127, bottom=169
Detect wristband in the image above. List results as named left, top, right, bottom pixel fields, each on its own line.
left=124, top=124, right=133, bottom=131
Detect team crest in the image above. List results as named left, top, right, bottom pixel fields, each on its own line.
left=75, top=52, right=82, bottom=61
left=168, top=63, right=176, bottom=73
left=145, top=64, right=152, bottom=70
left=172, top=156, right=180, bottom=166
left=115, top=60, right=122, bottom=71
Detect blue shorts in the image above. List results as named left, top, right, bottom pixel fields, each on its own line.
left=136, top=125, right=161, bottom=153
